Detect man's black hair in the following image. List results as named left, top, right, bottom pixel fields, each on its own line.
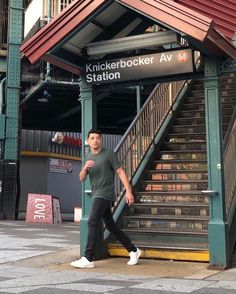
left=87, top=128, right=102, bottom=138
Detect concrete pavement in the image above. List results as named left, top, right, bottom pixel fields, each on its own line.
left=0, top=220, right=236, bottom=293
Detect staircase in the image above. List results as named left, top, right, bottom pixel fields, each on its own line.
left=108, top=74, right=236, bottom=262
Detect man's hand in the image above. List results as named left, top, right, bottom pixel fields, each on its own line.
left=79, top=160, right=95, bottom=181
left=126, top=191, right=135, bottom=206
left=83, top=160, right=95, bottom=171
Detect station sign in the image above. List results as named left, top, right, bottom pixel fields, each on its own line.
left=84, top=49, right=193, bottom=84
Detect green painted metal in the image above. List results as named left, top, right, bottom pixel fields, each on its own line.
left=5, top=0, right=23, bottom=160
left=221, top=60, right=236, bottom=73
left=0, top=115, right=6, bottom=140
left=204, top=57, right=230, bottom=268
left=79, top=76, right=104, bottom=259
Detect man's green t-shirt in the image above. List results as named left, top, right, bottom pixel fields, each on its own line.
left=86, top=148, right=121, bottom=201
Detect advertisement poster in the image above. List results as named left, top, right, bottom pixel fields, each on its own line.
left=49, top=158, right=73, bottom=174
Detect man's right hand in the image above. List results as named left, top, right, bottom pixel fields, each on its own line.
left=84, top=160, right=95, bottom=171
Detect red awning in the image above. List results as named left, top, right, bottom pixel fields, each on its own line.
left=20, top=0, right=236, bottom=70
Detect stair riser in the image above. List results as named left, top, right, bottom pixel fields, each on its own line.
left=179, top=108, right=233, bottom=117
left=153, top=162, right=207, bottom=170
left=182, top=104, right=205, bottom=111
left=132, top=206, right=209, bottom=216
left=171, top=125, right=228, bottom=134
left=166, top=134, right=206, bottom=141
left=124, top=219, right=208, bottom=231
left=188, top=91, right=204, bottom=97
left=178, top=111, right=205, bottom=118
left=175, top=116, right=231, bottom=125
left=143, top=183, right=208, bottom=191
left=174, top=118, right=205, bottom=125
left=186, top=97, right=236, bottom=104
left=221, top=89, right=236, bottom=95
left=148, top=173, right=208, bottom=181
left=162, top=144, right=206, bottom=151
left=171, top=126, right=205, bottom=133
left=139, top=194, right=209, bottom=204
left=160, top=153, right=207, bottom=160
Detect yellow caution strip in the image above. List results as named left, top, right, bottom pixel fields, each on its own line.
left=108, top=246, right=209, bottom=262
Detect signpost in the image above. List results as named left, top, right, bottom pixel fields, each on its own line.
left=84, top=49, right=194, bottom=85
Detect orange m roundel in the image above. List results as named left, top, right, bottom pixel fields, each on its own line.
left=176, top=51, right=189, bottom=63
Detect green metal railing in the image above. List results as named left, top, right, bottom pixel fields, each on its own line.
left=223, top=106, right=236, bottom=217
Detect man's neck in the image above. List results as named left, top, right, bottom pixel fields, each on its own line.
left=91, top=147, right=102, bottom=154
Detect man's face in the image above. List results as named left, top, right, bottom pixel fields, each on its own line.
left=87, top=133, right=102, bottom=150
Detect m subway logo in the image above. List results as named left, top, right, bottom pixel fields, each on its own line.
left=176, top=51, right=189, bottom=63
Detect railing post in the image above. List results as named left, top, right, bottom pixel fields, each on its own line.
left=204, top=57, right=229, bottom=269
left=169, top=82, right=173, bottom=111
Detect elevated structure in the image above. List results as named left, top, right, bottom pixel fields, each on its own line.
left=21, top=0, right=236, bottom=268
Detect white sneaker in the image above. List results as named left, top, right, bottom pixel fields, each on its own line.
left=127, top=248, right=142, bottom=265
left=70, top=257, right=94, bottom=268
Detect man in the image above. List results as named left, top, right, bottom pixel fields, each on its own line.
left=71, top=129, right=141, bottom=268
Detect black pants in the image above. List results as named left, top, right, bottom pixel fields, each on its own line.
left=85, top=197, right=136, bottom=261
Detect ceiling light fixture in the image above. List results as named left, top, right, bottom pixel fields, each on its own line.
left=86, top=31, right=180, bottom=56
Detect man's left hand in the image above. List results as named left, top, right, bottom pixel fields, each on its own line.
left=126, top=191, right=135, bottom=206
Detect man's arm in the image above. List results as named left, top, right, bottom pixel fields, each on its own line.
left=116, top=167, right=135, bottom=206
left=79, top=160, right=95, bottom=181
left=79, top=167, right=88, bottom=181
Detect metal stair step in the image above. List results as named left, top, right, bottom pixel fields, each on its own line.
left=148, top=169, right=207, bottom=174
left=108, top=240, right=209, bottom=251
left=146, top=171, right=207, bottom=181
left=166, top=134, right=206, bottom=141
left=171, top=125, right=206, bottom=133
left=123, top=215, right=209, bottom=231
left=143, top=179, right=208, bottom=184
left=122, top=227, right=208, bottom=236
left=153, top=159, right=207, bottom=170
left=137, top=191, right=209, bottom=204
left=124, top=214, right=209, bottom=221
left=159, top=150, right=207, bottom=160
left=162, top=141, right=206, bottom=150
left=142, top=179, right=207, bottom=192
left=174, top=117, right=205, bottom=125
left=178, top=112, right=205, bottom=118
left=131, top=202, right=209, bottom=217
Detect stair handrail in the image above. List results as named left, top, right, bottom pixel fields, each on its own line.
left=223, top=105, right=236, bottom=217
left=112, top=79, right=187, bottom=211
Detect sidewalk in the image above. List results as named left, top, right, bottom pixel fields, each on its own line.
left=0, top=220, right=236, bottom=293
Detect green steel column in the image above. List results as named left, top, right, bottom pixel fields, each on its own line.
left=79, top=76, right=104, bottom=259
left=204, top=57, right=229, bottom=268
left=5, top=0, right=23, bottom=160
left=2, top=0, right=23, bottom=219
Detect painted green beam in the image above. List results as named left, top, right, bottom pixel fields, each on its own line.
left=204, top=57, right=229, bottom=269
left=5, top=0, right=23, bottom=160
left=79, top=76, right=100, bottom=258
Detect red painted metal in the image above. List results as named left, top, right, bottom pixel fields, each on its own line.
left=42, top=54, right=81, bottom=75
left=20, top=0, right=236, bottom=69
left=20, top=0, right=107, bottom=63
left=121, top=0, right=213, bottom=41
left=174, top=0, right=236, bottom=41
